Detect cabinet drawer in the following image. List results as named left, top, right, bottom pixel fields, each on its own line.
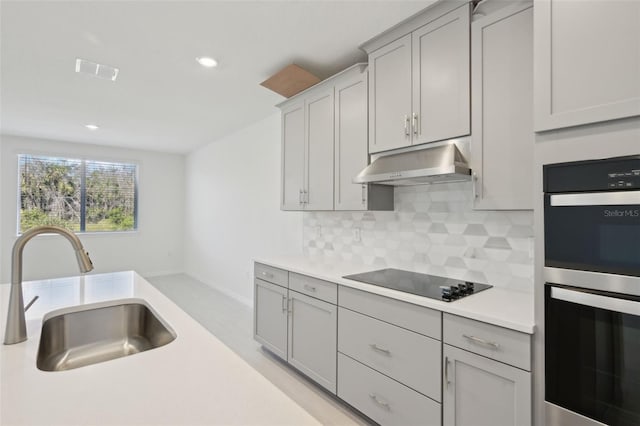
left=443, top=313, right=531, bottom=371
left=289, top=273, right=337, bottom=304
left=338, top=353, right=441, bottom=426
left=254, top=263, right=288, bottom=288
left=338, top=307, right=441, bottom=401
left=338, top=286, right=441, bottom=339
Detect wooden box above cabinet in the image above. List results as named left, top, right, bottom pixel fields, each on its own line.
left=279, top=64, right=393, bottom=212
left=362, top=1, right=471, bottom=154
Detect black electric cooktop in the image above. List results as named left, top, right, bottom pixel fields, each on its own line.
left=343, top=268, right=491, bottom=302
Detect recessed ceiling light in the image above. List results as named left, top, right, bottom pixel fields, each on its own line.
left=85, top=124, right=99, bottom=130
left=196, top=56, right=218, bottom=68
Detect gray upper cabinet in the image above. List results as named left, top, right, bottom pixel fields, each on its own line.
left=534, top=0, right=640, bottom=131
left=279, top=63, right=393, bottom=212
left=368, top=34, right=413, bottom=154
left=280, top=100, right=305, bottom=210
left=305, top=87, right=335, bottom=211
left=334, top=65, right=370, bottom=210
left=288, top=290, right=337, bottom=393
left=412, top=5, right=470, bottom=146
left=280, top=86, right=334, bottom=211
left=471, top=1, right=534, bottom=210
left=443, top=344, right=531, bottom=426
left=365, top=3, right=471, bottom=154
left=334, top=65, right=393, bottom=211
left=254, top=278, right=288, bottom=360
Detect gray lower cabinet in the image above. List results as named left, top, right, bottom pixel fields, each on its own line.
left=254, top=264, right=338, bottom=394
left=337, top=287, right=442, bottom=425
left=254, top=278, right=288, bottom=360
left=338, top=307, right=441, bottom=401
left=288, top=290, right=337, bottom=393
left=443, top=344, right=531, bottom=426
left=338, top=353, right=441, bottom=426
left=254, top=263, right=534, bottom=425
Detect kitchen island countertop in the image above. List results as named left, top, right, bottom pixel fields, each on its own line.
left=0, top=271, right=320, bottom=426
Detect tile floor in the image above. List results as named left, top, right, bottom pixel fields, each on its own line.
left=146, top=273, right=369, bottom=426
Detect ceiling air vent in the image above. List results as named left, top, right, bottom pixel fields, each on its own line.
left=75, top=58, right=119, bottom=81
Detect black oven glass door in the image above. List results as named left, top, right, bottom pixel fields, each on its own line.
left=544, top=191, right=640, bottom=277
left=545, top=285, right=640, bottom=426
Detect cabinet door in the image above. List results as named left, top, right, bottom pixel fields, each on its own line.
left=443, top=344, right=531, bottom=426
left=334, top=69, right=368, bottom=211
left=412, top=4, right=470, bottom=145
left=471, top=2, right=534, bottom=210
left=305, top=88, right=335, bottom=210
left=281, top=101, right=305, bottom=210
left=287, top=291, right=337, bottom=393
left=368, top=33, right=413, bottom=154
left=534, top=0, right=640, bottom=131
left=254, top=279, right=288, bottom=360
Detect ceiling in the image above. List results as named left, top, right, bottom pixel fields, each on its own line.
left=0, top=0, right=431, bottom=154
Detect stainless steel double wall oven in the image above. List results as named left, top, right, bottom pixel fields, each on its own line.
left=543, top=155, right=640, bottom=426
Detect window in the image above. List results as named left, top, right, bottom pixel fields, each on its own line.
left=18, top=155, right=138, bottom=233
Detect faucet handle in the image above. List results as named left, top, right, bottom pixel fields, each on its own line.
left=24, top=295, right=39, bottom=312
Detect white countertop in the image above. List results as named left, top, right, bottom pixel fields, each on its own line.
left=255, top=256, right=535, bottom=334
left=0, top=271, right=320, bottom=426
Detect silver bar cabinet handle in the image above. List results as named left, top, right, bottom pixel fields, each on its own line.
left=369, top=343, right=391, bottom=356
left=303, top=284, right=316, bottom=292
left=412, top=112, right=418, bottom=135
left=445, top=356, right=451, bottom=387
left=404, top=115, right=410, bottom=136
left=281, top=295, right=287, bottom=313
left=361, top=184, right=366, bottom=205
left=299, top=189, right=303, bottom=205
left=261, top=271, right=274, bottom=279
left=472, top=172, right=479, bottom=199
left=463, top=334, right=501, bottom=349
left=369, top=394, right=391, bottom=411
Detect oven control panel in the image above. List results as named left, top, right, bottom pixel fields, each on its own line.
left=545, top=155, right=640, bottom=193
left=607, top=168, right=640, bottom=189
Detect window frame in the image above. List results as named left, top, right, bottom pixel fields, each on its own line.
left=17, top=154, right=139, bottom=235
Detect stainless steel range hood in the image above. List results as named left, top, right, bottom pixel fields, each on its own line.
left=353, top=143, right=472, bottom=186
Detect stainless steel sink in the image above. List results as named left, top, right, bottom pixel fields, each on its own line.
left=37, top=299, right=176, bottom=372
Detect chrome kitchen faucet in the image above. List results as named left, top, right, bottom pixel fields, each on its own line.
left=3, top=225, right=93, bottom=345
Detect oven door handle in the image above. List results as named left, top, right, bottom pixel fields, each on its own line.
left=551, top=287, right=640, bottom=316
left=550, top=191, right=640, bottom=206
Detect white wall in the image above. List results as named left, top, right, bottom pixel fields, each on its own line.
left=184, top=113, right=302, bottom=305
left=0, top=134, right=185, bottom=282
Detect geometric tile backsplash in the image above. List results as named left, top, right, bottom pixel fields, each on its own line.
left=303, top=182, right=534, bottom=292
